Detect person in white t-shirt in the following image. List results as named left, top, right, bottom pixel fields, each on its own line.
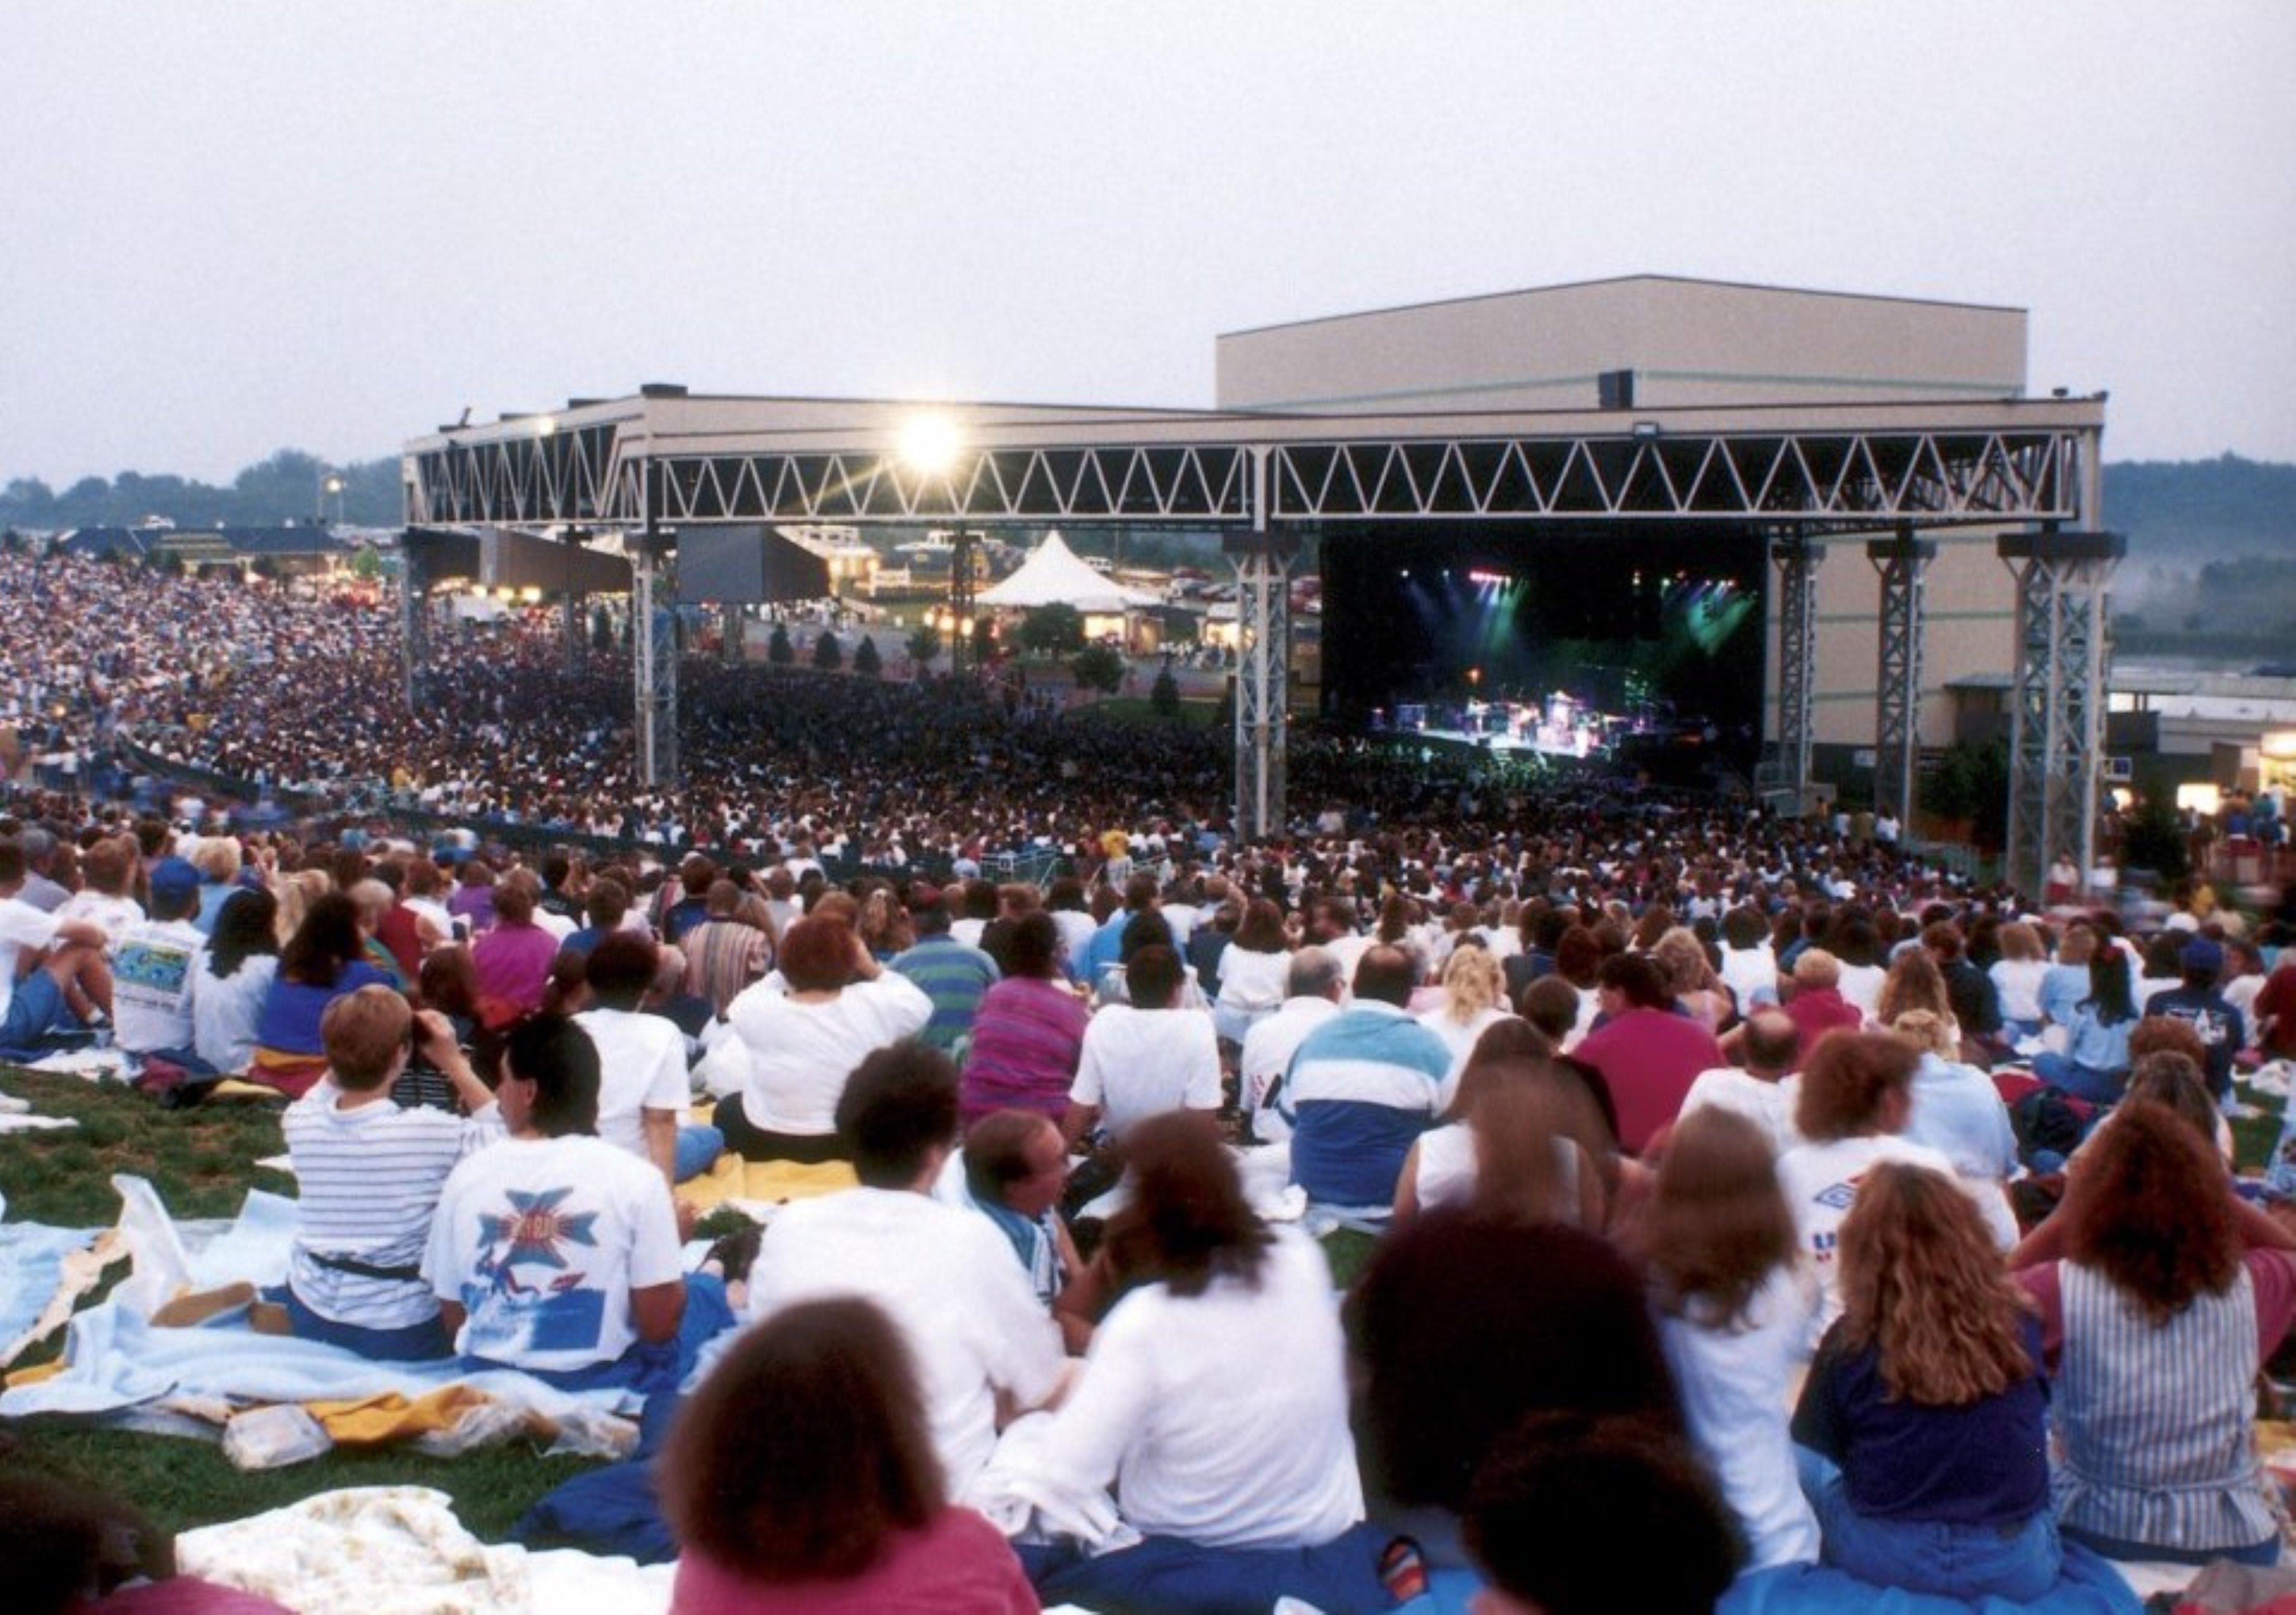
left=718, top=915, right=932, bottom=1162
left=1675, top=1007, right=1803, bottom=1159
left=1644, top=1106, right=1822, bottom=1572
left=110, top=857, right=207, bottom=1066
left=1065, top=944, right=1221, bottom=1146
left=275, top=986, right=501, bottom=1359
left=1014, top=1112, right=1368, bottom=1610
left=426, top=1013, right=720, bottom=1395
left=572, top=931, right=719, bottom=1186
left=1778, top=1032, right=2015, bottom=1340
left=1239, top=946, right=1346, bottom=1141
left=740, top=1041, right=1070, bottom=1494
left=0, top=837, right=112, bottom=1055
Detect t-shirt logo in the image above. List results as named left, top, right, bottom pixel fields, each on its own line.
left=479, top=1187, right=599, bottom=1278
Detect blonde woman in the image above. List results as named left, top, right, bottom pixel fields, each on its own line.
left=1415, top=941, right=1514, bottom=1091
left=1653, top=926, right=1732, bottom=1035
left=270, top=867, right=332, bottom=949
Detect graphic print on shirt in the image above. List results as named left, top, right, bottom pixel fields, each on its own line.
left=463, top=1185, right=605, bottom=1356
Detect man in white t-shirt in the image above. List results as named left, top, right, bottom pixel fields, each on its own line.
left=572, top=931, right=718, bottom=1186
left=1675, top=1007, right=1803, bottom=1158
left=1065, top=944, right=1221, bottom=1146
left=110, top=857, right=206, bottom=1067
left=741, top=1042, right=1070, bottom=1493
left=1239, top=946, right=1346, bottom=1143
left=426, top=1014, right=718, bottom=1395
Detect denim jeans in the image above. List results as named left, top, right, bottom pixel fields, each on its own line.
left=674, top=1123, right=724, bottom=1183
left=1798, top=1446, right=2061, bottom=1602
left=2027, top=1051, right=2125, bottom=1106
left=275, top=1285, right=453, bottom=1361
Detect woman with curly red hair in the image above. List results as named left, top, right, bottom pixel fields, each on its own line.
left=2012, top=1100, right=2296, bottom=1567
left=1791, top=1161, right=2060, bottom=1599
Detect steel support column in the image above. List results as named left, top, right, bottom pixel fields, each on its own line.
left=1767, top=536, right=1823, bottom=814
left=2000, top=530, right=2123, bottom=903
left=948, top=530, right=978, bottom=676
left=1868, top=530, right=1937, bottom=823
left=1227, top=450, right=1294, bottom=841
left=634, top=469, right=679, bottom=788
left=723, top=603, right=744, bottom=666
left=400, top=538, right=431, bottom=710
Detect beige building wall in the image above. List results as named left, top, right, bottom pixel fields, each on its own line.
left=1762, top=532, right=2020, bottom=754
left=1218, top=276, right=2027, bottom=414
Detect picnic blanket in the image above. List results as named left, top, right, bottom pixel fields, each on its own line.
left=0, top=1176, right=640, bottom=1455
left=174, top=1486, right=675, bottom=1615
left=670, top=1145, right=857, bottom=1214
left=0, top=1218, right=114, bottom=1363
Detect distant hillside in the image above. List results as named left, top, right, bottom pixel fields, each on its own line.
left=2104, top=454, right=2296, bottom=563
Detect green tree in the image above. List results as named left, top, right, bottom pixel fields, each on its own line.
left=1071, top=643, right=1124, bottom=695
left=1150, top=660, right=1181, bottom=719
left=768, top=622, right=794, bottom=666
left=350, top=544, right=382, bottom=581
left=813, top=631, right=843, bottom=671
left=852, top=634, right=882, bottom=677
left=1017, top=602, right=1086, bottom=657
left=906, top=623, right=941, bottom=666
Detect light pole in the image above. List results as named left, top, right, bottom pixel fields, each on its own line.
left=316, top=471, right=345, bottom=526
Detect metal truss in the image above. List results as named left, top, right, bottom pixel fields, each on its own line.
left=1268, top=429, right=2078, bottom=524
left=410, top=421, right=629, bottom=527
left=407, top=425, right=2088, bottom=530
left=2001, top=532, right=2123, bottom=903
left=1760, top=536, right=1822, bottom=812
left=1869, top=532, right=1936, bottom=822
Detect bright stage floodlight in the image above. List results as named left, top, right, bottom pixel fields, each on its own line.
left=897, top=413, right=964, bottom=479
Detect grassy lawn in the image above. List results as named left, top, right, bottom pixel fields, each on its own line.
left=0, top=1065, right=598, bottom=1541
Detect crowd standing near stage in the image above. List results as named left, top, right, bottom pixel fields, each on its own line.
left=10, top=545, right=2296, bottom=1612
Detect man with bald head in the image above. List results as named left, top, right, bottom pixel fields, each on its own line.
left=1676, top=1006, right=1804, bottom=1157
left=1283, top=944, right=1452, bottom=1206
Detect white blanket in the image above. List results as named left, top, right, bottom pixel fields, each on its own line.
left=175, top=1486, right=675, bottom=1615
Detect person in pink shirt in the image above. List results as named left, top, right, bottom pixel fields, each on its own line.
left=470, top=878, right=560, bottom=1024
left=662, top=1295, right=1038, bottom=1614
left=1571, top=953, right=1724, bottom=1156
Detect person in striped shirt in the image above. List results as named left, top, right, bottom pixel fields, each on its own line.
left=270, top=985, right=501, bottom=1359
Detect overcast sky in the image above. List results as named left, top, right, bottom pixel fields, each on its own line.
left=5, top=2, right=2291, bottom=485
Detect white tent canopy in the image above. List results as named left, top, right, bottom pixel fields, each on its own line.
left=977, top=530, right=1159, bottom=612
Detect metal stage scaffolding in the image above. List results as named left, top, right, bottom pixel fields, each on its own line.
left=405, top=393, right=2106, bottom=876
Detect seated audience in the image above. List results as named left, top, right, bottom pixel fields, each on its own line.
left=248, top=892, right=392, bottom=1097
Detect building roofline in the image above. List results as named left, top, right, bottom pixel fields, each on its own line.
left=1217, top=273, right=2029, bottom=341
